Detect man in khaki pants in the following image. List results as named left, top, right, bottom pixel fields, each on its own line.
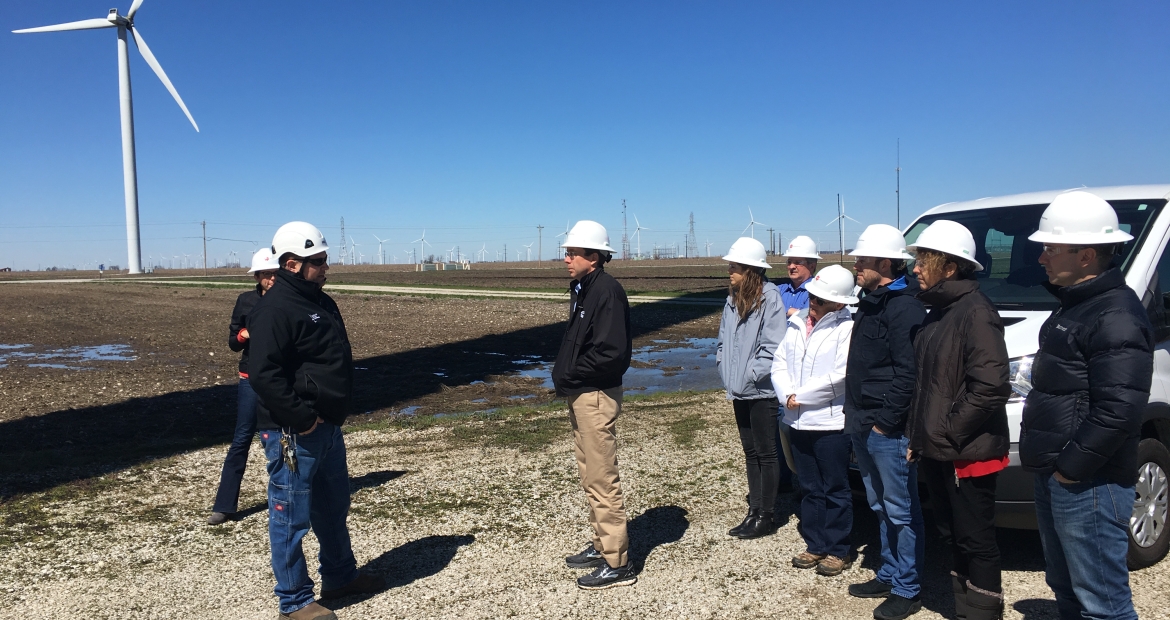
left=552, top=220, right=635, bottom=590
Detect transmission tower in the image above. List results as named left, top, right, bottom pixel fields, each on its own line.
left=338, top=217, right=347, bottom=265
left=686, top=212, right=698, bottom=259
left=621, top=199, right=631, bottom=260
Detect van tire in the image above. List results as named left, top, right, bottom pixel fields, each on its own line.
left=1128, top=438, right=1170, bottom=570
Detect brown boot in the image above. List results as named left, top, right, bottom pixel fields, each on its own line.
left=279, top=602, right=336, bottom=620
left=815, top=555, right=853, bottom=576
left=791, top=551, right=826, bottom=569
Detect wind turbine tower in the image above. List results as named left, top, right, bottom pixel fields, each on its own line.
left=373, top=235, right=388, bottom=265
left=826, top=194, right=861, bottom=263
left=339, top=218, right=347, bottom=266
left=632, top=215, right=647, bottom=259
left=13, top=0, right=199, bottom=274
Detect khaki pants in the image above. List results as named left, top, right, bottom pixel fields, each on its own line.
left=567, top=387, right=629, bottom=568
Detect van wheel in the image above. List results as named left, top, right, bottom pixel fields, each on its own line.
left=1128, top=438, right=1170, bottom=569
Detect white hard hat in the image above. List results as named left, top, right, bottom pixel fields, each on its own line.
left=804, top=265, right=860, bottom=305
left=723, top=237, right=771, bottom=270
left=849, top=224, right=914, bottom=260
left=271, top=221, right=329, bottom=259
left=1028, top=191, right=1133, bottom=245
left=782, top=235, right=821, bottom=259
left=907, top=220, right=983, bottom=271
left=247, top=248, right=277, bottom=273
left=561, top=220, right=617, bottom=254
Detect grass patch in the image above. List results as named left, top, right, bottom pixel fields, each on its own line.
left=668, top=414, right=708, bottom=447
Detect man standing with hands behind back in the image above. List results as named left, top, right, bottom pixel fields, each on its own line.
left=553, top=220, right=636, bottom=590
left=248, top=221, right=384, bottom=620
left=1021, top=191, right=1153, bottom=620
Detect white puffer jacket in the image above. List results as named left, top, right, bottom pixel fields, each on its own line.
left=770, top=307, right=853, bottom=431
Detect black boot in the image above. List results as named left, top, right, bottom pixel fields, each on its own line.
left=736, top=511, right=776, bottom=539
left=951, top=573, right=969, bottom=620
left=965, top=583, right=1003, bottom=620
left=728, top=508, right=759, bottom=537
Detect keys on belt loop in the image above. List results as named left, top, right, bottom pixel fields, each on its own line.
left=280, top=430, right=298, bottom=473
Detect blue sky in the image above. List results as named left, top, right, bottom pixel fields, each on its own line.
left=2, top=1, right=1168, bottom=270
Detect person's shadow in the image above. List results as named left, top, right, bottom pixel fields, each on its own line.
left=628, top=506, right=690, bottom=571
left=231, top=470, right=408, bottom=521
left=328, top=534, right=476, bottom=609
left=1012, top=599, right=1061, bottom=619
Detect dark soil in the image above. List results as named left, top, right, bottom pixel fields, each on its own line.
left=0, top=282, right=718, bottom=498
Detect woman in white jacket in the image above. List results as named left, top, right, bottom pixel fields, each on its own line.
left=771, top=265, right=858, bottom=577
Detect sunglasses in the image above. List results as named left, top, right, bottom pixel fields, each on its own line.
left=1041, top=245, right=1081, bottom=257
left=304, top=256, right=328, bottom=266
left=808, top=294, right=827, bottom=306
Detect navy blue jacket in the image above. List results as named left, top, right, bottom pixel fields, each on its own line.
left=551, top=267, right=631, bottom=396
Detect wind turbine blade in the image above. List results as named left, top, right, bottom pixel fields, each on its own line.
left=129, top=26, right=199, bottom=132
left=845, top=215, right=863, bottom=224
left=13, top=18, right=116, bottom=34
left=127, top=0, right=147, bottom=19
left=826, top=216, right=842, bottom=227
left=742, top=223, right=753, bottom=235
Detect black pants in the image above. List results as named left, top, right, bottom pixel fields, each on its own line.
left=212, top=378, right=259, bottom=513
left=734, top=398, right=780, bottom=511
left=920, top=458, right=1002, bottom=593
left=790, top=428, right=853, bottom=558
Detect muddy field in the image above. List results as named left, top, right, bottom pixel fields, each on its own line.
left=0, top=282, right=719, bottom=498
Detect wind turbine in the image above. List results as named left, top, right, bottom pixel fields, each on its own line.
left=705, top=240, right=712, bottom=257
left=555, top=220, right=570, bottom=241
left=349, top=239, right=360, bottom=265
left=410, top=231, right=430, bottom=264
left=478, top=244, right=487, bottom=262
left=632, top=215, right=648, bottom=258
left=372, top=235, right=388, bottom=265
left=742, top=208, right=765, bottom=239
left=14, top=1, right=199, bottom=274
left=523, top=242, right=535, bottom=262
left=826, top=194, right=862, bottom=262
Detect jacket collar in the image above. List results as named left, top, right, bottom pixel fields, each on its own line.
left=788, top=305, right=850, bottom=332
left=274, top=268, right=324, bottom=303
left=858, top=274, right=916, bottom=307
left=1043, top=267, right=1127, bottom=309
left=917, top=278, right=979, bottom=309
left=569, top=265, right=604, bottom=294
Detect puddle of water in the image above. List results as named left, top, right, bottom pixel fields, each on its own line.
left=508, top=394, right=536, bottom=400
left=0, top=343, right=137, bottom=365
left=471, top=398, right=488, bottom=403
left=397, top=406, right=422, bottom=416
left=435, top=407, right=500, bottom=418
left=28, top=363, right=89, bottom=370
left=507, top=337, right=721, bottom=395
left=0, top=344, right=31, bottom=350
left=469, top=380, right=485, bottom=385
left=433, top=372, right=446, bottom=377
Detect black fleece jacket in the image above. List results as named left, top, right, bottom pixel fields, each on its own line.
left=1021, top=268, right=1154, bottom=484
left=228, top=285, right=262, bottom=375
left=552, top=267, right=632, bottom=396
left=247, top=270, right=354, bottom=432
left=844, top=279, right=926, bottom=435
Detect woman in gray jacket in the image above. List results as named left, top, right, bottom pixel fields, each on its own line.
left=717, top=237, right=787, bottom=539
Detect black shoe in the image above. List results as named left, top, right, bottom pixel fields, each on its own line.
left=735, top=511, right=775, bottom=539
left=320, top=571, right=386, bottom=599
left=207, top=511, right=232, bottom=525
left=565, top=542, right=606, bottom=569
left=873, top=594, right=923, bottom=620
left=728, top=508, right=759, bottom=537
left=576, top=563, right=637, bottom=590
left=848, top=578, right=893, bottom=598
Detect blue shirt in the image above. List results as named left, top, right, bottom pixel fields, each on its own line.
left=777, top=280, right=809, bottom=311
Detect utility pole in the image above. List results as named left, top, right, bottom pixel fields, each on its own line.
left=503, top=243, right=507, bottom=264
left=202, top=220, right=207, bottom=275
left=536, top=224, right=544, bottom=262
left=766, top=227, right=775, bottom=255
left=621, top=200, right=631, bottom=260
left=896, top=138, right=901, bottom=229
left=687, top=212, right=697, bottom=259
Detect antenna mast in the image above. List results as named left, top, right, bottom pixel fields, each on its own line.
left=536, top=224, right=544, bottom=262
left=339, top=217, right=347, bottom=265
left=621, top=200, right=631, bottom=260
left=896, top=138, right=901, bottom=229
left=687, top=212, right=697, bottom=259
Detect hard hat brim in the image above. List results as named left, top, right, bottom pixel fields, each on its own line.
left=847, top=248, right=915, bottom=260
left=1026, top=230, right=1134, bottom=244
left=803, top=280, right=859, bottom=305
left=781, top=251, right=822, bottom=259
left=907, top=242, right=984, bottom=272
left=722, top=254, right=771, bottom=270
left=560, top=240, right=617, bottom=254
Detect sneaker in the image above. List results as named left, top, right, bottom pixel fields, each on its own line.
left=206, top=511, right=231, bottom=525
left=279, top=602, right=337, bottom=620
left=815, top=555, right=852, bottom=576
left=320, top=571, right=386, bottom=599
left=849, top=578, right=893, bottom=598
left=576, top=563, right=637, bottom=590
left=565, top=542, right=606, bottom=569
left=791, top=551, right=826, bottom=569
left=873, top=594, right=923, bottom=620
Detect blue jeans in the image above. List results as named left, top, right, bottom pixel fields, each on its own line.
left=1034, top=474, right=1137, bottom=620
left=790, top=428, right=853, bottom=558
left=212, top=378, right=259, bottom=513
left=260, top=423, right=359, bottom=614
left=852, top=429, right=925, bottom=599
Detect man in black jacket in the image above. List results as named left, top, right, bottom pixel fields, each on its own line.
left=1022, top=192, right=1152, bottom=620
left=248, top=222, right=382, bottom=620
left=552, top=220, right=635, bottom=590
left=843, top=224, right=928, bottom=620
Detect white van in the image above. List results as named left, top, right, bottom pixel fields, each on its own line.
left=903, top=185, right=1170, bottom=568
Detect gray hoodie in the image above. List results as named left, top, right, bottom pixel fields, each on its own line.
left=717, top=281, right=786, bottom=400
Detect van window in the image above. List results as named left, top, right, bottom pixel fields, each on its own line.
left=906, top=199, right=1166, bottom=311
left=1146, top=237, right=1170, bottom=342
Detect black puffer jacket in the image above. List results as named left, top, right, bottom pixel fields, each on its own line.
left=907, top=279, right=1011, bottom=462
left=248, top=270, right=354, bottom=432
left=1021, top=268, right=1154, bottom=484
left=844, top=278, right=926, bottom=435
left=228, top=286, right=262, bottom=375
left=552, top=267, right=632, bottom=396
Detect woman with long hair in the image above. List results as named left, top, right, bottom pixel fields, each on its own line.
left=907, top=220, right=1011, bottom=620
left=717, top=237, right=787, bottom=539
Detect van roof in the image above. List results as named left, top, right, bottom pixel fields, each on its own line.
left=920, top=184, right=1170, bottom=217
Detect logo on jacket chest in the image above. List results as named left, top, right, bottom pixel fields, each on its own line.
left=309, top=313, right=321, bottom=323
